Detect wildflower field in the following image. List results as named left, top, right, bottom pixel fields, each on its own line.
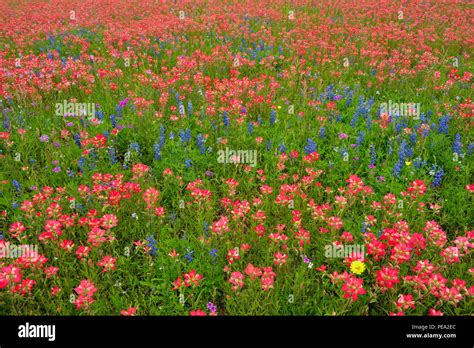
left=0, top=0, right=473, bottom=316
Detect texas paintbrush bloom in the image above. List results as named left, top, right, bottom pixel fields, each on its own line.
left=342, top=276, right=366, bottom=301
left=183, top=270, right=203, bottom=287
left=121, top=307, right=137, bottom=316
left=97, top=255, right=117, bottom=272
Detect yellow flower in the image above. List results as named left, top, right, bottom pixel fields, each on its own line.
left=350, top=260, right=366, bottom=275
left=277, top=105, right=282, bottom=109
left=405, top=161, right=412, bottom=166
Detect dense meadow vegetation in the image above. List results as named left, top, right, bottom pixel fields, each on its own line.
left=0, top=0, right=472, bottom=315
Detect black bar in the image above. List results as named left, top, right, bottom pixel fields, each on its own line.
left=0, top=316, right=471, bottom=346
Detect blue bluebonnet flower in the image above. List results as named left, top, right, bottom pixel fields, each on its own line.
left=266, top=140, right=272, bottom=151
left=319, top=127, right=326, bottom=138
left=270, top=110, right=276, bottom=126
left=366, top=96, right=374, bottom=115
left=361, top=221, right=367, bottom=233
left=278, top=142, right=286, bottom=153
left=453, top=134, right=463, bottom=155
left=392, top=140, right=407, bottom=177
left=468, top=143, right=474, bottom=156
left=12, top=180, right=21, bottom=194
left=437, top=114, right=450, bottom=134
left=366, top=115, right=372, bottom=130
left=399, top=140, right=407, bottom=160
left=153, top=143, right=161, bottom=160
left=431, top=166, right=445, bottom=187
left=158, top=125, right=166, bottom=147
left=350, top=97, right=365, bottom=128
left=184, top=250, right=195, bottom=263
left=108, top=146, right=117, bottom=165
left=96, top=109, right=104, bottom=120
left=0, top=231, right=3, bottom=240
left=325, top=84, right=335, bottom=100
left=67, top=169, right=75, bottom=178
left=196, top=134, right=206, bottom=154
left=247, top=122, right=253, bottom=134
left=419, top=112, right=427, bottom=123
left=304, top=138, right=317, bottom=155
left=395, top=118, right=407, bottom=133
left=210, top=249, right=218, bottom=258
left=129, top=142, right=141, bottom=156
left=343, top=87, right=350, bottom=99
left=146, top=235, right=158, bottom=256
left=73, top=133, right=82, bottom=148
left=346, top=90, right=353, bottom=107
left=179, top=129, right=188, bottom=145
left=178, top=101, right=185, bottom=116
left=184, top=159, right=192, bottom=168
left=187, top=101, right=193, bottom=115
left=78, top=157, right=86, bottom=172
left=350, top=112, right=359, bottom=128
left=369, top=144, right=376, bottom=166
left=168, top=212, right=176, bottom=226
left=413, top=157, right=425, bottom=170
left=356, top=131, right=364, bottom=147
left=421, top=126, right=429, bottom=138
left=3, top=114, right=10, bottom=130
left=392, top=160, right=403, bottom=177
left=110, top=114, right=117, bottom=128
left=223, top=111, right=230, bottom=127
